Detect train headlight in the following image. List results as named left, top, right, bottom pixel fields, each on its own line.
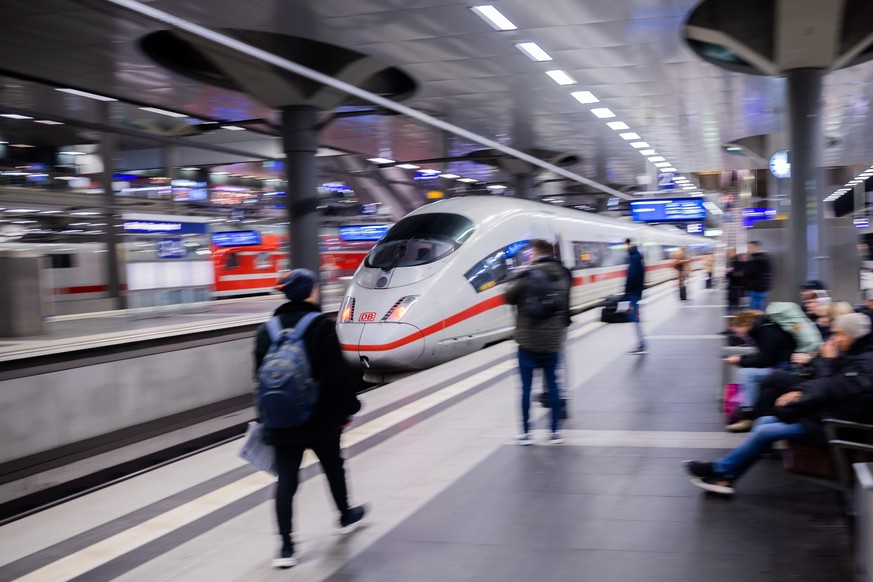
left=339, top=296, right=355, bottom=323
left=382, top=296, right=419, bottom=322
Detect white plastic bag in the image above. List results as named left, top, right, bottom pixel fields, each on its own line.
left=615, top=301, right=631, bottom=313
left=238, top=421, right=277, bottom=476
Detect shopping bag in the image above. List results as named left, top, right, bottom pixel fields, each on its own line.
left=615, top=301, right=631, bottom=313
left=722, top=384, right=741, bottom=421
left=238, top=421, right=277, bottom=476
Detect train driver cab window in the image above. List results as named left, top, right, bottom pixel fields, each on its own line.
left=465, top=240, right=529, bottom=293
left=365, top=213, right=475, bottom=269
left=224, top=251, right=241, bottom=270
left=49, top=254, right=76, bottom=269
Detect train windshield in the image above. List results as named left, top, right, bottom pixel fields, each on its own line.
left=365, top=213, right=475, bottom=269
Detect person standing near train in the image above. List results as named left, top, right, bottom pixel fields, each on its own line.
left=624, top=238, right=647, bottom=355
left=505, top=239, right=572, bottom=446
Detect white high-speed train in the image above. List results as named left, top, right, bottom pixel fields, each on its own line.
left=337, top=196, right=712, bottom=376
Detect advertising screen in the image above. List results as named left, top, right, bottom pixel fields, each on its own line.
left=742, top=208, right=776, bottom=228
left=630, top=198, right=706, bottom=223
left=211, top=230, right=262, bottom=247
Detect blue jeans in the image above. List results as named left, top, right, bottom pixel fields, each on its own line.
left=748, top=290, right=768, bottom=311
left=713, top=416, right=812, bottom=480
left=518, top=347, right=561, bottom=433
left=737, top=367, right=773, bottom=408
left=626, top=292, right=645, bottom=351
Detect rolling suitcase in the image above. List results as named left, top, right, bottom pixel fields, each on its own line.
left=679, top=284, right=687, bottom=301
left=601, top=294, right=630, bottom=323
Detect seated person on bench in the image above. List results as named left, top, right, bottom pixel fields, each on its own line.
left=683, top=313, right=873, bottom=496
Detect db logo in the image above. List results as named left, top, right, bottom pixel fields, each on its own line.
left=358, top=312, right=377, bottom=322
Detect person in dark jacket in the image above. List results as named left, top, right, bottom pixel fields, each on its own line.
left=505, top=239, right=572, bottom=445
left=722, top=310, right=797, bottom=432
left=624, top=238, right=647, bottom=355
left=725, top=248, right=745, bottom=314
left=683, top=313, right=873, bottom=496
left=254, top=269, right=365, bottom=569
left=743, top=241, right=772, bottom=310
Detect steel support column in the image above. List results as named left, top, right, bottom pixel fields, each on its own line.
left=787, top=68, right=824, bottom=290
left=282, top=106, right=321, bottom=275
left=98, top=102, right=124, bottom=309
left=515, top=173, right=534, bottom=200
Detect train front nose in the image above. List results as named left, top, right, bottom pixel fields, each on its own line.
left=339, top=323, right=425, bottom=371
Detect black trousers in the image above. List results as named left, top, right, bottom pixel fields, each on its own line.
left=752, top=370, right=806, bottom=418
left=274, top=429, right=349, bottom=539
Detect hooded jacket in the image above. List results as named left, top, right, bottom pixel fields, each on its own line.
left=775, top=333, right=873, bottom=437
left=505, top=256, right=572, bottom=354
left=254, top=301, right=361, bottom=445
left=743, top=251, right=772, bottom=292
left=738, top=315, right=797, bottom=369
left=624, top=246, right=645, bottom=297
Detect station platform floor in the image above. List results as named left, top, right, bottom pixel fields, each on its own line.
left=0, top=278, right=853, bottom=581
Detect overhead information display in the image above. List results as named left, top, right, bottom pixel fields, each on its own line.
left=630, top=198, right=706, bottom=223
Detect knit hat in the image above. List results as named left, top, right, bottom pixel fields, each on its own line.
left=274, top=269, right=318, bottom=302
left=833, top=313, right=871, bottom=340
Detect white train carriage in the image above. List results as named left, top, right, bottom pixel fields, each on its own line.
left=337, top=196, right=711, bottom=375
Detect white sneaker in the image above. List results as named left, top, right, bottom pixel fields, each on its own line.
left=272, top=555, right=298, bottom=569
left=548, top=432, right=564, bottom=445
left=516, top=432, right=533, bottom=446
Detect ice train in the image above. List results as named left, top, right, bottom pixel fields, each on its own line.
left=337, top=196, right=712, bottom=376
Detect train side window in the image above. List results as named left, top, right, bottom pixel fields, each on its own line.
left=464, top=240, right=528, bottom=293
left=225, top=252, right=240, bottom=270
left=571, top=241, right=606, bottom=269
left=50, top=254, right=76, bottom=269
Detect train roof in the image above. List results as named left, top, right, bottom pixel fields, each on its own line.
left=408, top=196, right=706, bottom=245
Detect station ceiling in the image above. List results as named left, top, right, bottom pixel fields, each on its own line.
left=3, top=0, right=873, bottom=194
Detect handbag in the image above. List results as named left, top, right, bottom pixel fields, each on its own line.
left=238, top=421, right=277, bottom=476
left=722, top=383, right=741, bottom=420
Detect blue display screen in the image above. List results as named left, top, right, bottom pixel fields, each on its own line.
left=123, top=220, right=208, bottom=234
left=212, top=230, right=262, bottom=246
left=630, top=198, right=706, bottom=223
left=742, top=208, right=776, bottom=228
left=339, top=224, right=391, bottom=241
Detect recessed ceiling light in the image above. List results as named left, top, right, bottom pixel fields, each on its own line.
left=34, top=119, right=64, bottom=125
left=368, top=157, right=395, bottom=164
left=619, top=133, right=640, bottom=140
left=648, top=156, right=666, bottom=162
left=639, top=149, right=656, bottom=156
left=590, top=108, right=616, bottom=119
left=180, top=167, right=200, bottom=171
left=221, top=125, right=245, bottom=131
left=630, top=142, right=649, bottom=148
left=683, top=185, right=696, bottom=190
left=515, top=42, right=552, bottom=62
left=571, top=91, right=599, bottom=104
left=654, top=162, right=671, bottom=168
left=607, top=122, right=629, bottom=130
left=61, top=151, right=87, bottom=156
left=56, top=87, right=117, bottom=102
left=441, top=173, right=461, bottom=179
left=9, top=143, right=35, bottom=148
left=139, top=106, right=188, bottom=118
left=396, top=163, right=419, bottom=169
left=1, top=114, right=34, bottom=120
left=470, top=5, right=517, bottom=31
left=661, top=167, right=678, bottom=172
left=457, top=177, right=479, bottom=183
left=545, top=70, right=576, bottom=85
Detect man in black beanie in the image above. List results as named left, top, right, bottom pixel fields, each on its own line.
left=254, top=269, right=366, bottom=568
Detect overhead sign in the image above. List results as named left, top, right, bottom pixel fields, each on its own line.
left=212, top=230, right=262, bottom=247
left=742, top=207, right=776, bottom=228
left=339, top=224, right=391, bottom=242
left=123, top=220, right=208, bottom=234
left=630, top=198, right=706, bottom=223
left=686, top=223, right=704, bottom=234
left=157, top=238, right=187, bottom=259
left=657, top=172, right=677, bottom=190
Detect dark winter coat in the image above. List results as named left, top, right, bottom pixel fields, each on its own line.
left=743, top=251, right=772, bottom=292
left=254, top=301, right=361, bottom=445
left=624, top=246, right=645, bottom=297
left=505, top=257, right=572, bottom=354
left=726, top=256, right=745, bottom=290
left=775, top=333, right=873, bottom=437
left=738, top=315, right=797, bottom=369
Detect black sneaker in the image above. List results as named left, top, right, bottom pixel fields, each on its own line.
left=339, top=505, right=367, bottom=534
left=272, top=539, right=297, bottom=569
left=681, top=460, right=716, bottom=479
left=691, top=476, right=735, bottom=496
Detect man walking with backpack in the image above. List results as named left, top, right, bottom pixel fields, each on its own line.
left=505, top=240, right=572, bottom=445
left=254, top=269, right=366, bottom=569
left=624, top=238, right=647, bottom=355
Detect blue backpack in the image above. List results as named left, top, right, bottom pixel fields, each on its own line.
left=257, top=312, right=322, bottom=429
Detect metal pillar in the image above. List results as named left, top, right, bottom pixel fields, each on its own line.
left=282, top=106, right=321, bottom=275
left=98, top=102, right=124, bottom=309
left=515, top=173, right=534, bottom=200
left=787, top=68, right=824, bottom=290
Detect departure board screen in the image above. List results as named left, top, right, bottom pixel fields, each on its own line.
left=630, top=198, right=706, bottom=223
left=339, top=224, right=391, bottom=241
left=212, top=230, right=262, bottom=246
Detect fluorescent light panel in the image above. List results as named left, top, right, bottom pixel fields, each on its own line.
left=396, top=163, right=419, bottom=169
left=1, top=114, right=33, bottom=120
left=648, top=156, right=666, bottom=162
left=654, top=162, right=671, bottom=168
left=661, top=167, right=677, bottom=172
left=139, top=107, right=188, bottom=118
left=470, top=5, right=517, bottom=30
left=515, top=42, right=552, bottom=62
left=639, top=149, right=656, bottom=156
left=545, top=70, right=576, bottom=85
left=570, top=91, right=599, bottom=104
left=221, top=125, right=245, bottom=131
left=368, top=157, right=395, bottom=164
left=34, top=120, right=64, bottom=125
left=441, top=173, right=460, bottom=179
left=619, top=133, right=640, bottom=140
left=590, top=108, right=615, bottom=119
left=56, top=87, right=117, bottom=102
left=457, top=177, right=478, bottom=183
left=630, top=142, right=649, bottom=148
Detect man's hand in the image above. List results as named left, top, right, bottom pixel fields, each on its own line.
left=724, top=355, right=741, bottom=365
left=819, top=337, right=839, bottom=359
left=791, top=352, right=813, bottom=366
left=776, top=391, right=804, bottom=406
